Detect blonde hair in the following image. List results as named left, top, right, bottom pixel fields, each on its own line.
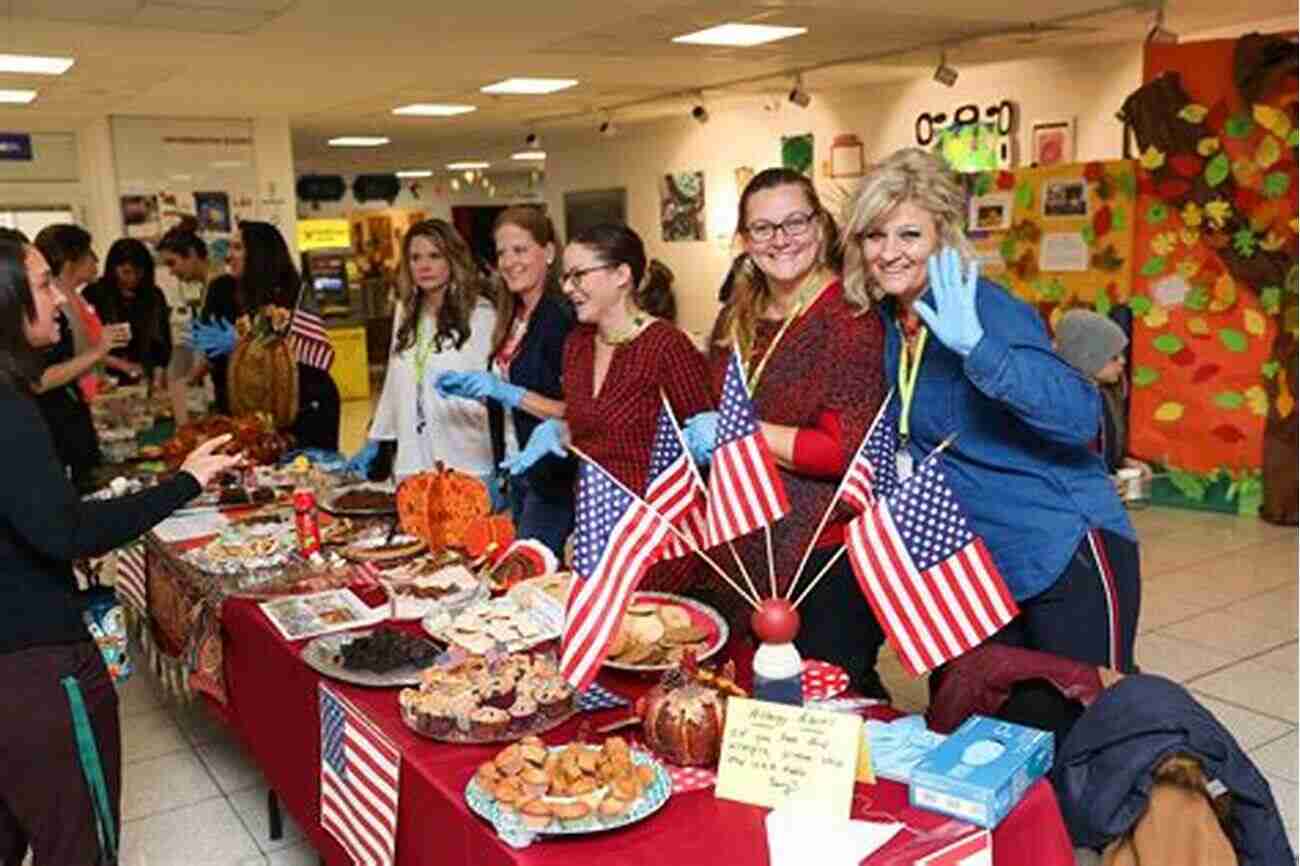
left=841, top=147, right=974, bottom=303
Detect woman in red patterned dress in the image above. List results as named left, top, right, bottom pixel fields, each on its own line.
left=502, top=223, right=714, bottom=595
left=688, top=168, right=890, bottom=698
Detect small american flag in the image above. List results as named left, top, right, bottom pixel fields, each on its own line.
left=841, top=391, right=899, bottom=513
left=845, top=456, right=1018, bottom=677
left=704, top=349, right=789, bottom=547
left=290, top=289, right=335, bottom=371
left=644, top=401, right=708, bottom=560
left=562, top=460, right=669, bottom=691
left=113, top=543, right=148, bottom=617
left=319, top=683, right=401, bottom=866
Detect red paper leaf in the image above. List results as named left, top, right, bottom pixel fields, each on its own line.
left=1138, top=174, right=1157, bottom=195
left=1206, top=100, right=1230, bottom=131
left=1158, top=177, right=1192, bottom=199
left=1083, top=162, right=1104, bottom=182
left=1093, top=205, right=1113, bottom=237
left=1171, top=347, right=1197, bottom=367
left=1170, top=154, right=1204, bottom=178
left=1235, top=187, right=1262, bottom=214
left=1211, top=424, right=1246, bottom=443
left=1192, top=363, right=1221, bottom=383
left=996, top=170, right=1015, bottom=190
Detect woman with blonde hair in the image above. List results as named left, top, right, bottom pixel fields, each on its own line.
left=351, top=219, right=496, bottom=485
left=842, top=147, right=1139, bottom=672
left=685, top=167, right=889, bottom=696
left=436, top=206, right=574, bottom=554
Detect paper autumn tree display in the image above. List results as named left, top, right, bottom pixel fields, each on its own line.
left=1123, top=36, right=1297, bottom=514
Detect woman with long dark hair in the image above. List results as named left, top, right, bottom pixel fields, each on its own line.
left=0, top=234, right=239, bottom=866
left=83, top=237, right=171, bottom=389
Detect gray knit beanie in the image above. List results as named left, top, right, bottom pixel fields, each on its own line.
left=1055, top=309, right=1129, bottom=377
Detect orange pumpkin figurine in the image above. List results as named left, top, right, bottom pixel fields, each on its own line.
left=395, top=463, right=492, bottom=551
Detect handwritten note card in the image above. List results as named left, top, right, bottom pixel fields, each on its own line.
left=714, top=698, right=863, bottom=818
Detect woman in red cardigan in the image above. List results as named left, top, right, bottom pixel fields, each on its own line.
left=689, top=168, right=889, bottom=698
left=502, top=223, right=713, bottom=594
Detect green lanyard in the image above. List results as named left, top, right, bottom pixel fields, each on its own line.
left=412, top=317, right=436, bottom=383
left=896, top=326, right=928, bottom=445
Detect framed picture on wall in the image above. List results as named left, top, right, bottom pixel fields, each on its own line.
left=968, top=191, right=1014, bottom=231
left=563, top=188, right=626, bottom=241
left=1028, top=118, right=1075, bottom=167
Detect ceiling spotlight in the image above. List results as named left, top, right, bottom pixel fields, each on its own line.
left=933, top=50, right=959, bottom=87
left=524, top=130, right=541, bottom=147
left=598, top=115, right=618, bottom=138
left=787, top=76, right=811, bottom=108
left=1146, top=2, right=1178, bottom=43
left=691, top=104, right=709, bottom=124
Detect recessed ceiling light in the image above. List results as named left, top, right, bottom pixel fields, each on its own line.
left=0, top=54, right=74, bottom=75
left=0, top=90, right=37, bottom=104
left=328, top=136, right=390, bottom=147
left=446, top=161, right=490, bottom=170
left=481, top=78, right=578, bottom=95
left=511, top=151, right=546, bottom=161
left=211, top=160, right=246, bottom=169
left=392, top=103, right=477, bottom=116
left=396, top=169, right=433, bottom=178
left=672, top=23, right=807, bottom=47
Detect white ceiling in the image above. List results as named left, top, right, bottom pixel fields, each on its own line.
left=0, top=0, right=1294, bottom=173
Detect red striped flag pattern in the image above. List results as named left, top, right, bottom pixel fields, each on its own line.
left=319, top=683, right=401, bottom=866
left=704, top=349, right=789, bottom=547
left=841, top=394, right=899, bottom=513
left=290, top=291, right=335, bottom=371
left=562, top=460, right=669, bottom=691
left=644, top=403, right=707, bottom=560
left=113, top=543, right=148, bottom=616
left=845, top=456, right=1018, bottom=677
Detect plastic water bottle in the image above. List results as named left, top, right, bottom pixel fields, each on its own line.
left=752, top=641, right=804, bottom=706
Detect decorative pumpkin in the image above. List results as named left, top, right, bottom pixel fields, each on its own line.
left=460, top=514, right=515, bottom=560
left=396, top=463, right=491, bottom=551
left=636, top=655, right=743, bottom=767
left=227, top=311, right=298, bottom=429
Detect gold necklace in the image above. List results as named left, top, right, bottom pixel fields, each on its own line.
left=597, top=312, right=652, bottom=347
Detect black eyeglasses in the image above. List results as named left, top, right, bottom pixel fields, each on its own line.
left=744, top=210, right=816, bottom=243
left=560, top=263, right=616, bottom=287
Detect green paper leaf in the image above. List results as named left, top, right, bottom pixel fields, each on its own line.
left=999, top=236, right=1017, bottom=261
left=1225, top=114, right=1254, bottom=138
left=1133, top=365, right=1159, bottom=386
left=1204, top=153, right=1230, bottom=187
left=1183, top=286, right=1210, bottom=311
left=1233, top=473, right=1263, bottom=517
left=1289, top=129, right=1299, bottom=148
left=1168, top=468, right=1209, bottom=501
left=1153, top=333, right=1184, bottom=354
left=1262, top=171, right=1291, bottom=199
left=973, top=173, right=993, bottom=196
left=1117, top=170, right=1136, bottom=198
left=1015, top=181, right=1033, bottom=210
left=1232, top=228, right=1258, bottom=257
left=1261, top=286, right=1282, bottom=314
left=1112, top=208, right=1127, bottom=231
left=1094, top=293, right=1112, bottom=315
left=1213, top=391, right=1245, bottom=409
left=1261, top=360, right=1281, bottom=379
left=1218, top=328, right=1248, bottom=352
left=1081, top=224, right=1097, bottom=246
left=1130, top=295, right=1153, bottom=316
left=1040, top=279, right=1066, bottom=302
left=1140, top=256, right=1167, bottom=277
left=1146, top=202, right=1169, bottom=224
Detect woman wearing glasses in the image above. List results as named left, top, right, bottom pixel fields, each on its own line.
left=685, top=168, right=889, bottom=697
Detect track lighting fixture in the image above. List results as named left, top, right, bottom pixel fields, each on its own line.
left=787, top=76, right=811, bottom=108
left=1146, top=1, right=1178, bottom=43
left=691, top=101, right=709, bottom=124
left=598, top=114, right=618, bottom=137
left=524, top=130, right=540, bottom=147
left=933, top=50, right=959, bottom=87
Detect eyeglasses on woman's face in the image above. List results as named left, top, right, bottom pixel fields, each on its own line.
left=743, top=210, right=816, bottom=244
left=560, top=263, right=615, bottom=287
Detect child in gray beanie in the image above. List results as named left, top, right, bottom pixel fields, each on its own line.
left=1054, top=309, right=1151, bottom=479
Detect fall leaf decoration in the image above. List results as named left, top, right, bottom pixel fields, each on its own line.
left=1140, top=146, right=1167, bottom=171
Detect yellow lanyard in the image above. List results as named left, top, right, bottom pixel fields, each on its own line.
left=896, top=326, right=928, bottom=443
left=739, top=270, right=833, bottom=394
left=413, top=316, right=437, bottom=383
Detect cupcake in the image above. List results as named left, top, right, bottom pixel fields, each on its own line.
left=536, top=684, right=571, bottom=720
left=508, top=698, right=538, bottom=735
left=519, top=799, right=552, bottom=831
left=598, top=796, right=632, bottom=824
left=479, top=677, right=517, bottom=710
left=471, top=706, right=510, bottom=739
left=552, top=801, right=592, bottom=828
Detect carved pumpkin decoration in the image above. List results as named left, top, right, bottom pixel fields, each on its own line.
left=636, top=655, right=742, bottom=767
left=395, top=463, right=491, bottom=551
left=460, top=514, right=515, bottom=559
left=228, top=333, right=298, bottom=428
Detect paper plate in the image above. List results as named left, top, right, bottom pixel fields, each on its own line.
left=602, top=592, right=728, bottom=674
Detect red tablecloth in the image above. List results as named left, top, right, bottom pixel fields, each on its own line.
left=217, top=597, right=1074, bottom=866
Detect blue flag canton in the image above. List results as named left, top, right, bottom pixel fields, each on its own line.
left=646, top=408, right=684, bottom=486
left=320, top=690, right=348, bottom=778
left=893, top=458, right=973, bottom=571
left=573, top=462, right=635, bottom=577
left=717, top=353, right=760, bottom=446
left=863, top=399, right=901, bottom=499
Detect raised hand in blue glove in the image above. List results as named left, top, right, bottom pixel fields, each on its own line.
left=435, top=370, right=525, bottom=409
left=682, top=411, right=719, bottom=465
left=500, top=419, right=567, bottom=476
left=912, top=248, right=984, bottom=358
left=343, top=440, right=380, bottom=477
left=191, top=318, right=237, bottom=359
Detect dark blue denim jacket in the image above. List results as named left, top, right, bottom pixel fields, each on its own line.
left=879, top=277, right=1134, bottom=600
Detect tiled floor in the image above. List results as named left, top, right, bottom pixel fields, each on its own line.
left=29, top=400, right=1300, bottom=864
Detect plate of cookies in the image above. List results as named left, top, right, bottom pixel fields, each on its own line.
left=465, top=736, right=671, bottom=836
left=603, top=592, right=728, bottom=673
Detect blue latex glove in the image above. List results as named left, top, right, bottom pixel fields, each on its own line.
left=682, top=412, right=719, bottom=465
left=500, top=419, right=567, bottom=476
left=343, top=441, right=380, bottom=477
left=436, top=370, right=525, bottom=409
left=912, top=248, right=985, bottom=358
left=191, top=318, right=237, bottom=359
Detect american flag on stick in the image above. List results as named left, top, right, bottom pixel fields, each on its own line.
left=841, top=393, right=900, bottom=513
left=644, top=399, right=708, bottom=560
left=290, top=289, right=335, bottom=371
left=561, top=460, right=670, bottom=691
left=845, top=454, right=1018, bottom=677
left=704, top=348, right=789, bottom=548
left=319, top=683, right=401, bottom=866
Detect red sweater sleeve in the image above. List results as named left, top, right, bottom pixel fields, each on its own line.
left=791, top=409, right=845, bottom=477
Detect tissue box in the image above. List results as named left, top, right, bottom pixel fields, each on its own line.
left=908, top=716, right=1052, bottom=828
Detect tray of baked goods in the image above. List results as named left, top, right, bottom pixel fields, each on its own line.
left=378, top=561, right=488, bottom=621
left=340, top=526, right=426, bottom=565
left=320, top=483, right=397, bottom=517
left=399, top=652, right=577, bottom=743
left=465, top=736, right=671, bottom=836
left=300, top=625, right=443, bottom=687
left=602, top=591, right=728, bottom=673
left=422, top=591, right=563, bottom=656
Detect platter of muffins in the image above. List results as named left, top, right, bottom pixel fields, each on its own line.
left=603, top=592, right=729, bottom=673
left=398, top=652, right=577, bottom=744
left=465, top=736, right=671, bottom=836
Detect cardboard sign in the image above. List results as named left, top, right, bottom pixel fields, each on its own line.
left=714, top=698, right=862, bottom=818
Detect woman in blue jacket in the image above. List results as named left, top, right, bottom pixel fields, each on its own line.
left=841, top=148, right=1140, bottom=672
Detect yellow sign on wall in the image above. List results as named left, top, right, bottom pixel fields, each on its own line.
left=297, top=218, right=352, bottom=252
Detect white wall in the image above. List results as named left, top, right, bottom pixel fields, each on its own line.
left=543, top=40, right=1145, bottom=339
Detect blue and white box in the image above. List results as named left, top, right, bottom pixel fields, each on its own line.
left=908, top=715, right=1053, bottom=829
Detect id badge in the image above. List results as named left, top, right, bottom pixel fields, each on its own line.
left=895, top=448, right=914, bottom=481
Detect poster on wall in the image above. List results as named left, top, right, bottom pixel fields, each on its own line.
left=660, top=172, right=706, bottom=242
left=1042, top=178, right=1089, bottom=218
left=968, top=192, right=1013, bottom=231
left=1028, top=118, right=1075, bottom=167
left=781, top=134, right=814, bottom=177
left=195, top=191, right=232, bottom=232
left=120, top=195, right=161, bottom=244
